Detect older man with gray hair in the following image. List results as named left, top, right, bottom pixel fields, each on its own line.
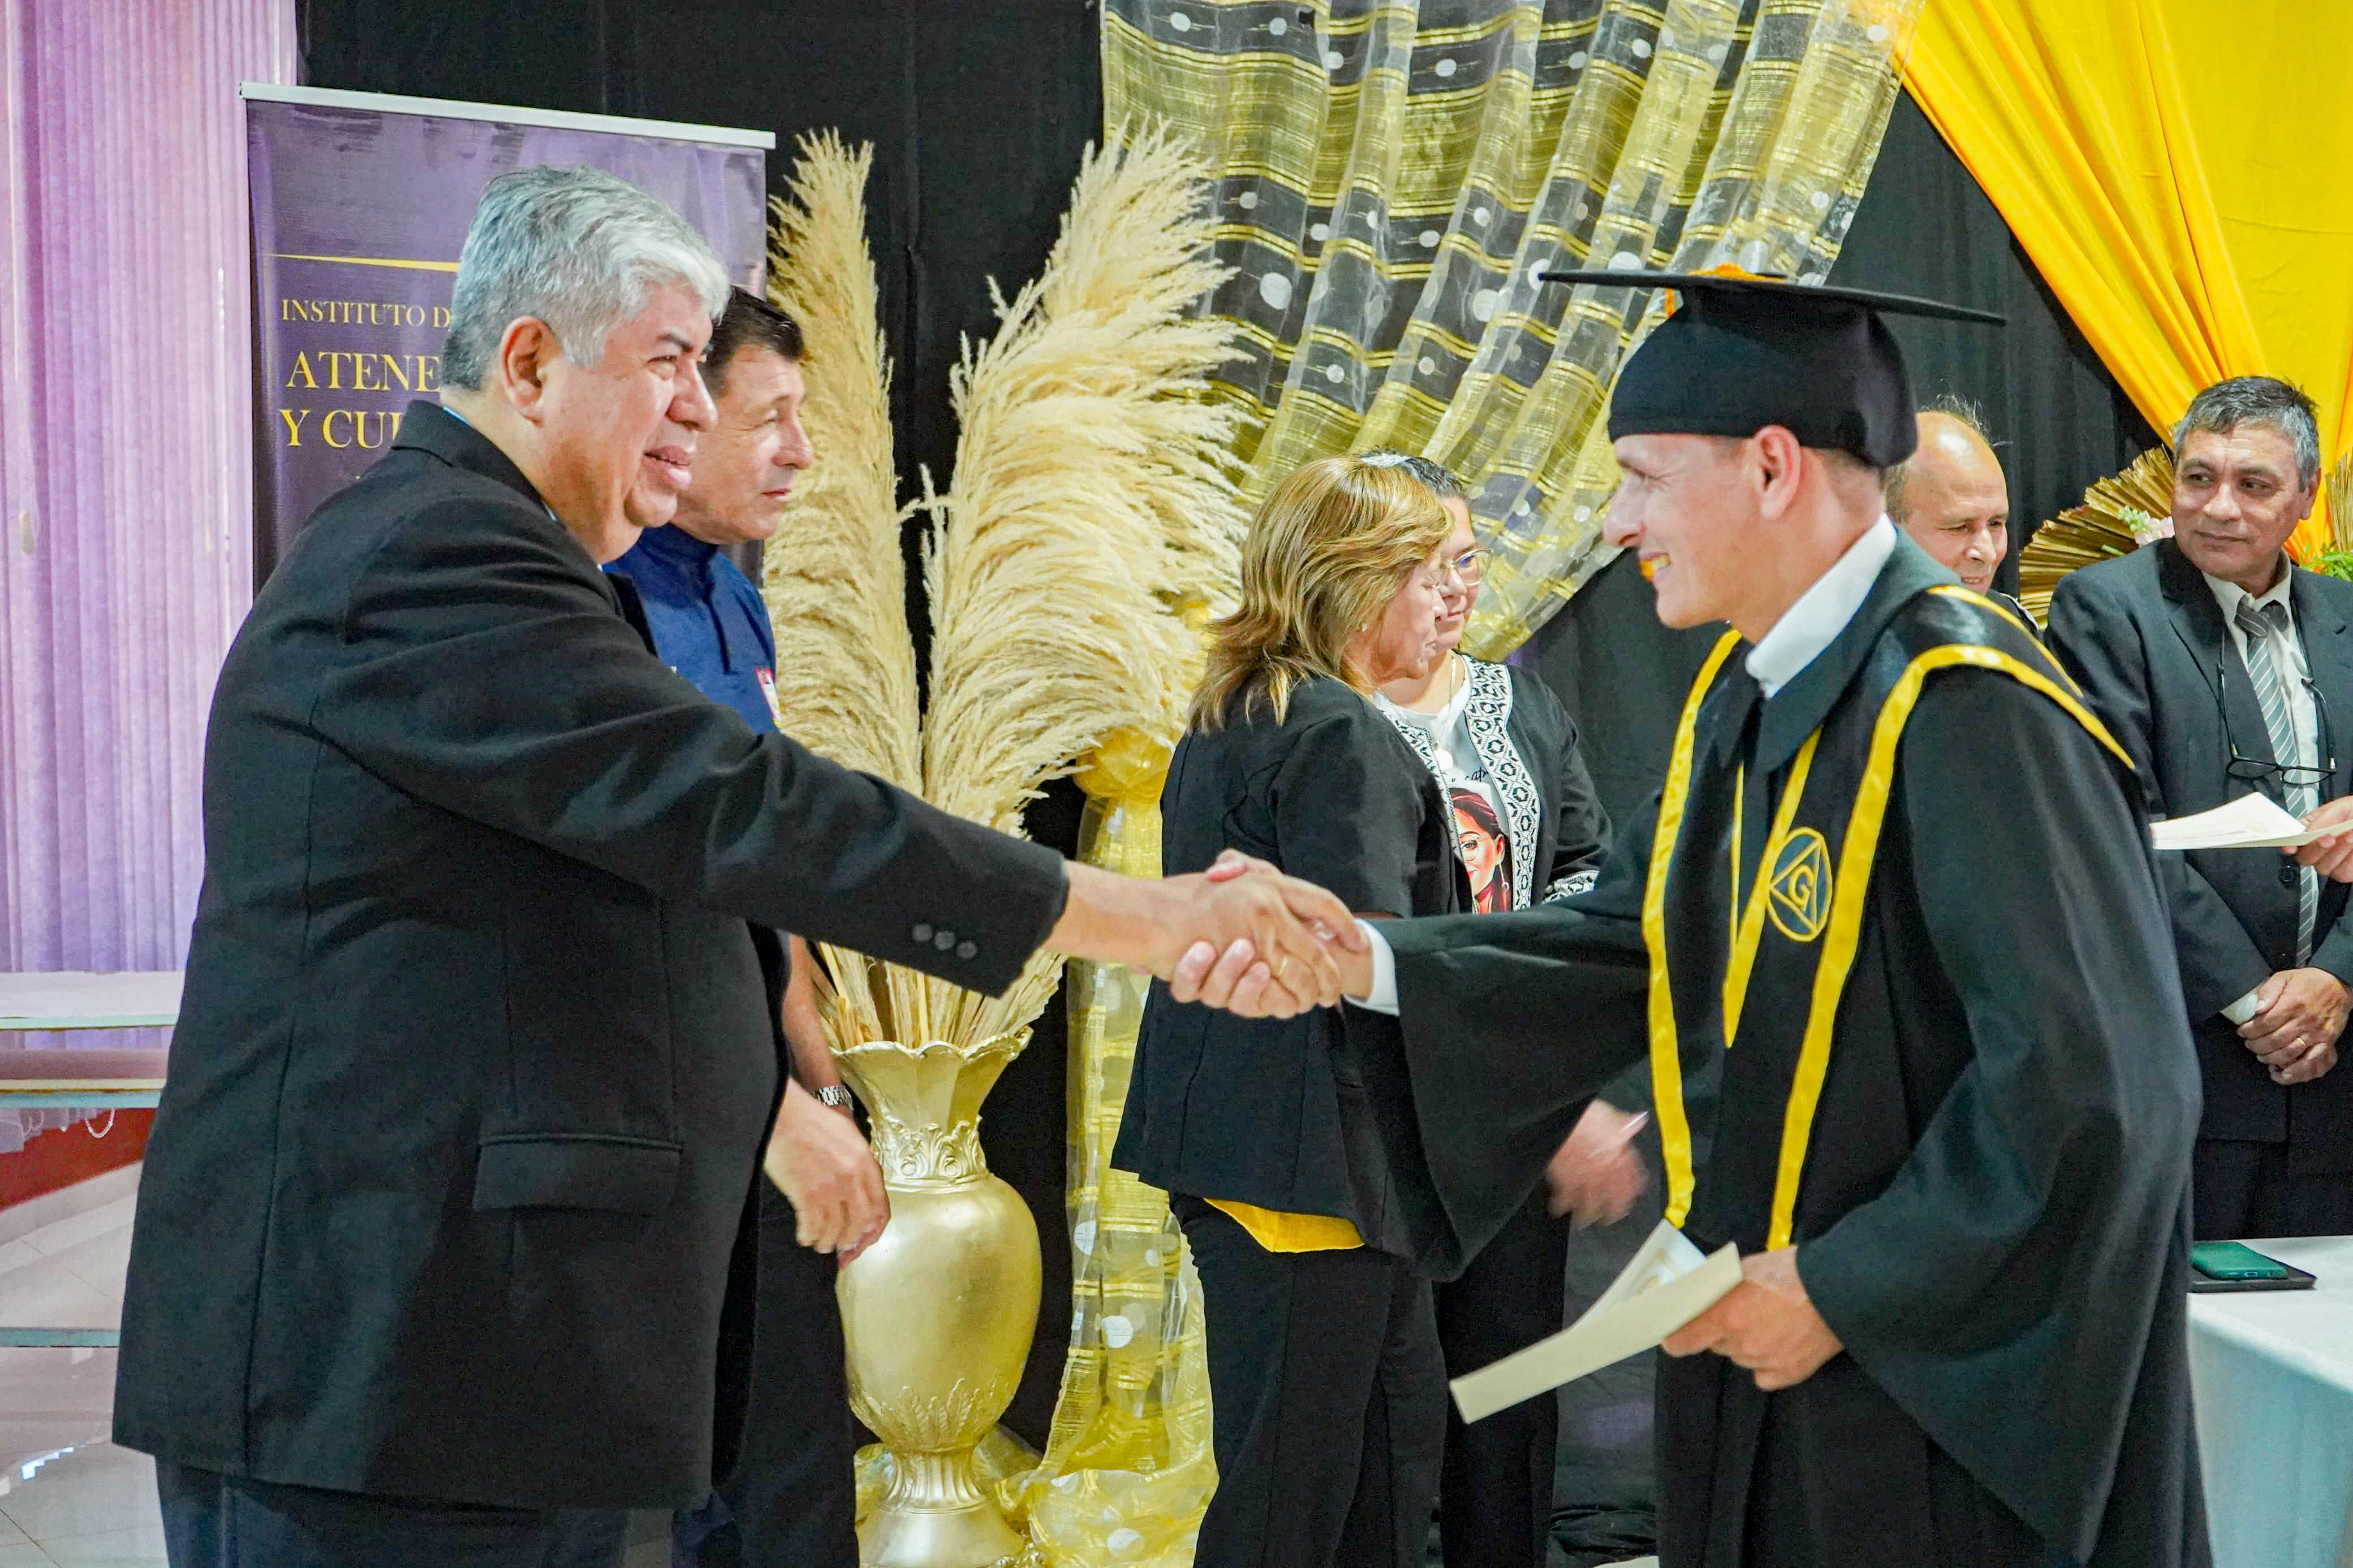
left=113, top=166, right=1357, bottom=1568
left=2051, top=374, right=2353, bottom=1242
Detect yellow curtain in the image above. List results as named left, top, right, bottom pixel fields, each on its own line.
left=1103, top=0, right=1923, bottom=655
left=1004, top=731, right=1217, bottom=1567
left=1907, top=2, right=2353, bottom=553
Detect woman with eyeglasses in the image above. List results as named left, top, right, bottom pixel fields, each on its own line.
left=1359, top=450, right=1647, bottom=1568
left=1112, top=454, right=1464, bottom=1568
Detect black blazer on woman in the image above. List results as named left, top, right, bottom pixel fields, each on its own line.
left=1112, top=676, right=1466, bottom=1258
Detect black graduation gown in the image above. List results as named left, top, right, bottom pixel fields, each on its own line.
left=1361, top=538, right=2210, bottom=1568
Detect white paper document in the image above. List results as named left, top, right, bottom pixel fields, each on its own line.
left=1450, top=1220, right=1742, bottom=1423
left=2148, top=794, right=2339, bottom=852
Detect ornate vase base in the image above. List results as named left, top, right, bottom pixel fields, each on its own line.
left=859, top=1459, right=1027, bottom=1568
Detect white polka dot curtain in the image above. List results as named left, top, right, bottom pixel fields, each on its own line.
left=1104, top=0, right=1921, bottom=654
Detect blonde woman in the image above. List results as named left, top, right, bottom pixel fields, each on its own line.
left=1113, top=455, right=1462, bottom=1568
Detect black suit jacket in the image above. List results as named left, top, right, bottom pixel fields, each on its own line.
left=1111, top=677, right=1466, bottom=1260
left=114, top=404, right=1068, bottom=1507
left=2048, top=539, right=2353, bottom=1168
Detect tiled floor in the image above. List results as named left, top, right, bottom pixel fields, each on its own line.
left=0, top=1167, right=676, bottom=1567
left=0, top=1164, right=151, bottom=1567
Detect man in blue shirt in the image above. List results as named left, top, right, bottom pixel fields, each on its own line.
left=608, top=288, right=865, bottom=1568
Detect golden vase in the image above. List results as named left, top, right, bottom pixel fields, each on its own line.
left=834, top=1032, right=1041, bottom=1568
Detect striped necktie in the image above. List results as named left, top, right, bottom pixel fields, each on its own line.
left=2235, top=597, right=2319, bottom=963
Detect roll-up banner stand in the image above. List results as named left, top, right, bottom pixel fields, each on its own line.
left=240, top=84, right=771, bottom=585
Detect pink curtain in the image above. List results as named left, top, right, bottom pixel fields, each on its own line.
left=0, top=0, right=295, bottom=983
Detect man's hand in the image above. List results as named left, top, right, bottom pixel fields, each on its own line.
left=1176, top=850, right=1364, bottom=1010
left=763, top=1080, right=889, bottom=1255
left=2238, top=967, right=2349, bottom=1085
left=1545, top=1102, right=1649, bottom=1226
left=2272, top=1038, right=2339, bottom=1087
left=2295, top=798, right=2353, bottom=883
left=1051, top=856, right=1364, bottom=1020
left=1662, top=1247, right=1843, bottom=1392
left=1176, top=849, right=1379, bottom=1013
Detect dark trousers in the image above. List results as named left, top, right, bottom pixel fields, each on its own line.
left=2193, top=1137, right=2353, bottom=1239
left=156, top=1461, right=627, bottom=1568
left=674, top=1185, right=859, bottom=1568
left=1434, top=1189, right=1568, bottom=1568
left=1175, top=1195, right=1446, bottom=1568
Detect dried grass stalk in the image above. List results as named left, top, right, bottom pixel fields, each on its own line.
left=916, top=124, right=1249, bottom=1044
left=2329, top=450, right=2353, bottom=555
left=763, top=132, right=923, bottom=791
left=2016, top=446, right=2177, bottom=623
left=762, top=132, right=928, bottom=1044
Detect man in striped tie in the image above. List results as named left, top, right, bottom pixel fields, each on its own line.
left=2049, top=375, right=2353, bottom=1239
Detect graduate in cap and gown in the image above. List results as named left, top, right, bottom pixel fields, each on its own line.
left=1216, top=271, right=2213, bottom=1567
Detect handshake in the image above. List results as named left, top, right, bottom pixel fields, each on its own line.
left=1050, top=849, right=1377, bottom=1017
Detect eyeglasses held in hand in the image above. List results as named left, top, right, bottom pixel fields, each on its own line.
left=2217, top=666, right=2337, bottom=791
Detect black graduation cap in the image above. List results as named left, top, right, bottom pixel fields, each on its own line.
left=1537, top=269, right=2005, bottom=468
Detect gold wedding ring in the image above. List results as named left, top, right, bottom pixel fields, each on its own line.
left=1275, top=956, right=1290, bottom=981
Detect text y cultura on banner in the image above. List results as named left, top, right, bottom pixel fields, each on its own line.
left=240, top=84, right=771, bottom=585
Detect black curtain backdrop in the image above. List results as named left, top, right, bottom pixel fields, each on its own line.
left=1531, top=90, right=2164, bottom=828
left=294, top=5, right=2163, bottom=1458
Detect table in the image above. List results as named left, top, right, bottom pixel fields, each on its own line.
left=2188, top=1234, right=2353, bottom=1568
left=0, top=971, right=182, bottom=1033
left=0, top=973, right=176, bottom=1347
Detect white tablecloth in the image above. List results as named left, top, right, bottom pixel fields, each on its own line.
left=2189, top=1234, right=2353, bottom=1568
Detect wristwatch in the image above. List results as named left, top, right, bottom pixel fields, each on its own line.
left=816, top=1084, right=855, bottom=1110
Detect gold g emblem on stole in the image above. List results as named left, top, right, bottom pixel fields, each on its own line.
left=1765, top=827, right=1833, bottom=943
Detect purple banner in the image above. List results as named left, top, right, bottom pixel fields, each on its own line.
left=244, top=90, right=768, bottom=581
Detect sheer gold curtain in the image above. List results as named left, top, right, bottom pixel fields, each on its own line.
left=1104, top=0, right=1919, bottom=655
left=1005, top=734, right=1217, bottom=1568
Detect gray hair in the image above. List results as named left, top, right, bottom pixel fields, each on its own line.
left=1356, top=448, right=1467, bottom=500
left=442, top=166, right=731, bottom=391
left=2171, top=376, right=2321, bottom=490
left=1886, top=393, right=1997, bottom=525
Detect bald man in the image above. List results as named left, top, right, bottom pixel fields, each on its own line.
left=1886, top=399, right=2033, bottom=630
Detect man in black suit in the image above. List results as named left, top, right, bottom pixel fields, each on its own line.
left=2048, top=375, right=2353, bottom=1239
left=114, top=165, right=1356, bottom=1568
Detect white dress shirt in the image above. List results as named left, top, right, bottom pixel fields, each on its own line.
left=2204, top=561, right=2320, bottom=1022
left=1352, top=520, right=1898, bottom=1012
left=1744, top=519, right=1897, bottom=698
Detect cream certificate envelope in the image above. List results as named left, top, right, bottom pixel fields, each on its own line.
left=1450, top=1219, right=1740, bottom=1423
left=2148, top=794, right=2338, bottom=852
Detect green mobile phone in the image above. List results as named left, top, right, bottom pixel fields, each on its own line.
left=2192, top=1241, right=2291, bottom=1281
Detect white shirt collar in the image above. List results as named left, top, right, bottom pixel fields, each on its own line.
left=2203, top=558, right=2295, bottom=627
left=1744, top=519, right=1897, bottom=698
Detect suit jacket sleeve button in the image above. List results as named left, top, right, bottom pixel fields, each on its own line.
left=913, top=923, right=934, bottom=943
left=935, top=930, right=956, bottom=951
left=2282, top=866, right=2300, bottom=886
left=957, top=941, right=977, bottom=960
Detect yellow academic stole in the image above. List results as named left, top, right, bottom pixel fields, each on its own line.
left=1640, top=588, right=2128, bottom=1250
